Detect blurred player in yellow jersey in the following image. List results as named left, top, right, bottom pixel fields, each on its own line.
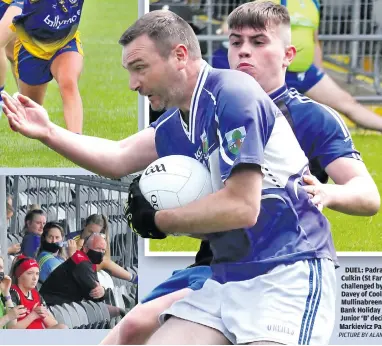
left=0, top=0, right=23, bottom=110
left=11, top=0, right=85, bottom=133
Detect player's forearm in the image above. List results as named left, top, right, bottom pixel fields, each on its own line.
left=342, top=104, right=382, bottom=132
left=42, top=123, right=148, bottom=178
left=325, top=178, right=380, bottom=216
left=155, top=187, right=260, bottom=234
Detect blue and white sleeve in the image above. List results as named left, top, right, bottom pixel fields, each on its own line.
left=309, top=104, right=362, bottom=169
left=215, top=75, right=276, bottom=181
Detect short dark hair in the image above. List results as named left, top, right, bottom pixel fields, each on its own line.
left=119, top=10, right=201, bottom=59
left=228, top=1, right=290, bottom=32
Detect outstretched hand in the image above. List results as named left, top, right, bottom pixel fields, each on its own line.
left=1, top=91, right=52, bottom=141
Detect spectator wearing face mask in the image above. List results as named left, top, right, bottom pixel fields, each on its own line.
left=39, top=233, right=107, bottom=306
left=36, top=222, right=76, bottom=284
left=68, top=214, right=137, bottom=284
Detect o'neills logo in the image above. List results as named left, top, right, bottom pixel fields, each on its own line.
left=44, top=10, right=81, bottom=29
left=267, top=324, right=295, bottom=336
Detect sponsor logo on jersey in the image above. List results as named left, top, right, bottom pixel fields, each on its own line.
left=297, top=72, right=306, bottom=81
left=43, top=9, right=81, bottom=29
left=201, top=130, right=208, bottom=154
left=195, top=130, right=210, bottom=163
left=225, top=126, right=246, bottom=155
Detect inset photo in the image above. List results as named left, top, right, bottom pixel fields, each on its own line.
left=0, top=174, right=138, bottom=330
left=0, top=0, right=138, bottom=167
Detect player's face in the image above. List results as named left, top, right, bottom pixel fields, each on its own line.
left=122, top=34, right=183, bottom=111
left=227, top=25, right=295, bottom=93
left=19, top=268, right=39, bottom=290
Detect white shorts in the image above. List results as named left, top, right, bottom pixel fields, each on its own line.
left=160, top=258, right=336, bottom=345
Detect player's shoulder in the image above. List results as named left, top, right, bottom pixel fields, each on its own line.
left=286, top=88, right=344, bottom=127
left=150, top=108, right=179, bottom=130
left=208, top=68, right=269, bottom=104
left=210, top=68, right=261, bottom=90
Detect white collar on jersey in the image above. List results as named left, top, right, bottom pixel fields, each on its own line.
left=187, top=60, right=211, bottom=144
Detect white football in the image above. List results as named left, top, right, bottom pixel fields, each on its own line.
left=139, top=155, right=213, bottom=210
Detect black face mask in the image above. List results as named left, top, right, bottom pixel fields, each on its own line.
left=0, top=272, right=4, bottom=282
left=86, top=249, right=104, bottom=265
left=42, top=241, right=61, bottom=253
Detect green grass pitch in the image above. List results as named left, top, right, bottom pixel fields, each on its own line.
left=150, top=134, right=382, bottom=252
left=0, top=0, right=138, bottom=167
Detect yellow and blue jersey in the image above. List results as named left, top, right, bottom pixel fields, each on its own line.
left=12, top=0, right=84, bottom=60
left=271, top=0, right=320, bottom=72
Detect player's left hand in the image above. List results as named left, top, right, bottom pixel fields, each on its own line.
left=124, top=176, right=167, bottom=239
left=302, top=175, right=326, bottom=212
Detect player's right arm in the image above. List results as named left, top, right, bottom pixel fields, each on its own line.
left=303, top=102, right=380, bottom=215
left=1, top=92, right=158, bottom=178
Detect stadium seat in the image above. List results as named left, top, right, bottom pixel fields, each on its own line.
left=97, top=270, right=114, bottom=290
left=79, top=301, right=98, bottom=329
left=122, top=294, right=135, bottom=312
left=62, top=303, right=81, bottom=329
left=88, top=301, right=106, bottom=329
left=54, top=305, right=73, bottom=329
left=119, top=285, right=128, bottom=299
left=104, top=288, right=116, bottom=307
left=70, top=302, right=89, bottom=329
left=97, top=302, right=111, bottom=328
left=50, top=306, right=66, bottom=326
left=113, top=286, right=125, bottom=311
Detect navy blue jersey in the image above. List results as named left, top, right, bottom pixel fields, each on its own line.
left=192, top=84, right=361, bottom=268
left=271, top=85, right=361, bottom=183
left=151, top=62, right=337, bottom=284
